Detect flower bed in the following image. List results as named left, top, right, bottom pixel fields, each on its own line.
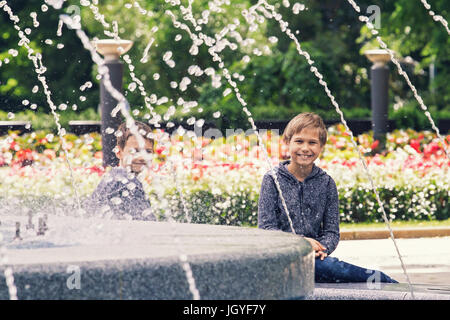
left=0, top=125, right=449, bottom=224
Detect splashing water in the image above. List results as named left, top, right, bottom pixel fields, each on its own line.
left=419, top=0, right=450, bottom=35
left=346, top=0, right=449, bottom=161
left=165, top=4, right=299, bottom=235
left=3, top=0, right=447, bottom=301
left=249, top=0, right=419, bottom=299
left=65, top=6, right=202, bottom=300
left=1, top=1, right=82, bottom=214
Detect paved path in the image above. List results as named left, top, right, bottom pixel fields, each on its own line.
left=330, top=236, right=450, bottom=285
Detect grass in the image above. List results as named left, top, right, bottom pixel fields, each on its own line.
left=340, top=219, right=450, bottom=230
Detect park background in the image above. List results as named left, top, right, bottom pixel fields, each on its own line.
left=0, top=0, right=449, bottom=226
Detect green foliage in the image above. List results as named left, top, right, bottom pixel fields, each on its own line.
left=151, top=183, right=449, bottom=226
left=0, top=0, right=97, bottom=113
left=0, top=0, right=448, bottom=133
left=358, top=0, right=450, bottom=114
left=390, top=101, right=434, bottom=131
left=339, top=185, right=449, bottom=223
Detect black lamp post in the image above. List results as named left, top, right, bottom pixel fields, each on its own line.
left=364, top=49, right=391, bottom=152
left=93, top=39, right=133, bottom=167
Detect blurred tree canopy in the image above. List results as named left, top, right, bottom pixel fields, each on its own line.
left=0, top=0, right=449, bottom=130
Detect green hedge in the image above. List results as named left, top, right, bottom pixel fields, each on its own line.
left=150, top=184, right=449, bottom=226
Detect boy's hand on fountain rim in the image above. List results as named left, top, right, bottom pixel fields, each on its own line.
left=315, top=250, right=328, bottom=260
left=304, top=237, right=327, bottom=255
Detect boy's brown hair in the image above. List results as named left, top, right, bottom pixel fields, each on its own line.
left=282, top=112, right=327, bottom=146
left=116, top=120, right=154, bottom=150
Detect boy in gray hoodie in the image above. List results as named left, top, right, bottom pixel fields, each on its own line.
left=258, top=112, right=397, bottom=283
left=83, top=121, right=156, bottom=221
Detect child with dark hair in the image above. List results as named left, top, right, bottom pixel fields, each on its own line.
left=83, top=120, right=156, bottom=221
left=258, top=112, right=398, bottom=283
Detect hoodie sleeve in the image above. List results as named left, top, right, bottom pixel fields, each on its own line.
left=82, top=169, right=156, bottom=221
left=258, top=172, right=281, bottom=231
left=316, top=177, right=340, bottom=255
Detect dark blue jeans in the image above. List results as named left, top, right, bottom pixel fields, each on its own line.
left=315, top=256, right=398, bottom=283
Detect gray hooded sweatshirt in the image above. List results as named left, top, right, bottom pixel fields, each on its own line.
left=258, top=160, right=340, bottom=255
left=83, top=167, right=156, bottom=221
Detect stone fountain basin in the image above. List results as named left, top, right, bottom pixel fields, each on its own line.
left=0, top=215, right=314, bottom=300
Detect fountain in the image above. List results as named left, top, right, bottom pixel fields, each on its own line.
left=0, top=215, right=313, bottom=299
left=0, top=0, right=449, bottom=301
left=0, top=1, right=315, bottom=300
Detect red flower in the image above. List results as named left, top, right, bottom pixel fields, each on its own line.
left=156, top=146, right=165, bottom=155
left=87, top=166, right=105, bottom=176
left=371, top=140, right=379, bottom=151
left=409, top=139, right=421, bottom=153
left=16, top=149, right=33, bottom=162
left=14, top=148, right=34, bottom=167
left=9, top=140, right=17, bottom=151
left=423, top=142, right=441, bottom=158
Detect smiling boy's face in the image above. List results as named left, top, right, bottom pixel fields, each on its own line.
left=288, top=126, right=324, bottom=169
left=116, top=135, right=154, bottom=173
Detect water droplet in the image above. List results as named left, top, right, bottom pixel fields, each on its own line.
left=268, top=36, right=278, bottom=44
left=157, top=96, right=169, bottom=105
left=163, top=51, right=172, bottom=62
left=196, top=119, right=205, bottom=127
left=166, top=60, right=176, bottom=68
left=189, top=45, right=199, bottom=55
left=187, top=117, right=196, bottom=125
left=242, top=55, right=250, bottom=63
left=46, top=134, right=54, bottom=142
left=110, top=197, right=122, bottom=205
left=179, top=77, right=191, bottom=91
left=223, top=88, right=232, bottom=96
left=8, top=49, right=18, bottom=57
left=128, top=82, right=137, bottom=92
left=292, top=3, right=306, bottom=14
